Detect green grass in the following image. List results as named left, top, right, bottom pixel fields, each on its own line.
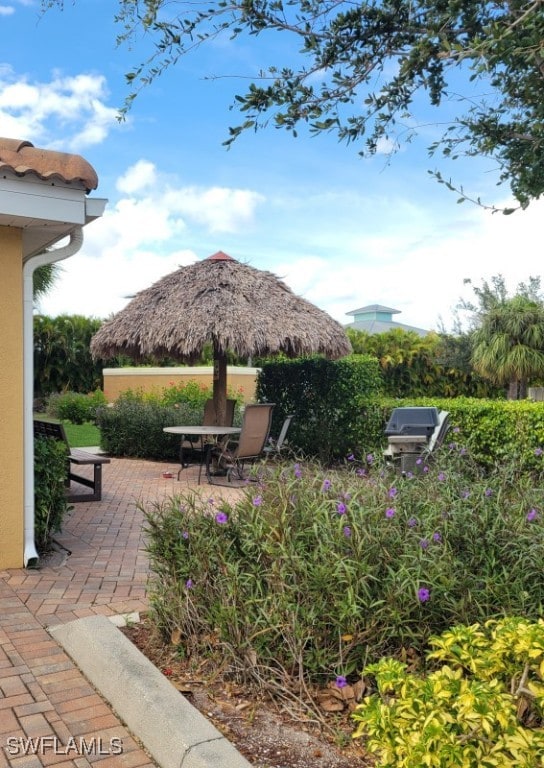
left=62, top=422, right=101, bottom=447
left=34, top=414, right=101, bottom=447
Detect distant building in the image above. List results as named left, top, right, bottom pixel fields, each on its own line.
left=345, top=304, right=429, bottom=337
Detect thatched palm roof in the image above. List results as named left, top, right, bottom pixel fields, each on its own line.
left=90, top=252, right=352, bottom=362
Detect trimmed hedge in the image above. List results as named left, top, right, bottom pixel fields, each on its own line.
left=256, top=355, right=384, bottom=463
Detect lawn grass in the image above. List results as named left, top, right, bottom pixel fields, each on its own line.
left=62, top=421, right=101, bottom=447
left=34, top=414, right=101, bottom=447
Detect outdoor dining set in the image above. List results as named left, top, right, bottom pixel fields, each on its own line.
left=163, top=401, right=294, bottom=484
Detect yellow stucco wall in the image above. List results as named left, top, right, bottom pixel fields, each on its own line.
left=0, top=226, right=24, bottom=568
left=102, top=366, right=259, bottom=403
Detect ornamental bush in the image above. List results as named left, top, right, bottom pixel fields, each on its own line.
left=142, top=443, right=544, bottom=692
left=353, top=617, right=544, bottom=767
left=97, top=398, right=201, bottom=459
left=47, top=389, right=107, bottom=424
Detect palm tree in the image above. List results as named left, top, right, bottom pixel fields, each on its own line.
left=33, top=263, right=62, bottom=306
left=471, top=296, right=544, bottom=399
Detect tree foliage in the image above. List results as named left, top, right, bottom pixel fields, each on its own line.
left=33, top=263, right=62, bottom=307
left=46, top=0, right=544, bottom=208
left=461, top=275, right=544, bottom=399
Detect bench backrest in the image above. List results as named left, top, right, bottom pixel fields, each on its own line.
left=33, top=420, right=70, bottom=447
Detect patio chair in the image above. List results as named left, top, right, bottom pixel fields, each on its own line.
left=207, top=403, right=275, bottom=483
left=263, top=414, right=294, bottom=459
left=180, top=398, right=236, bottom=467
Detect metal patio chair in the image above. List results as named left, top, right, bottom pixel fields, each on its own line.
left=263, top=414, right=294, bottom=459
left=207, top=403, right=275, bottom=483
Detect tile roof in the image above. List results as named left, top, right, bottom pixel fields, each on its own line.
left=0, top=137, right=98, bottom=192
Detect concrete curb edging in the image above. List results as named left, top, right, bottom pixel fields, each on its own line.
left=49, top=615, right=253, bottom=768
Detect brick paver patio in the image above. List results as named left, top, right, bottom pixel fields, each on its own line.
left=0, top=456, right=244, bottom=768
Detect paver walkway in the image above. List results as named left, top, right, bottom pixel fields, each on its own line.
left=0, top=456, right=244, bottom=768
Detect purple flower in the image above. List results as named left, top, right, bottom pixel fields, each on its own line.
left=461, top=490, right=470, bottom=499
left=420, top=538, right=429, bottom=550
left=366, top=454, right=374, bottom=465
left=416, top=458, right=423, bottom=465
left=432, top=532, right=442, bottom=543
left=215, top=512, right=228, bottom=525
left=322, top=479, right=332, bottom=492
left=336, top=502, right=347, bottom=515
left=484, top=488, right=493, bottom=497
left=335, top=675, right=348, bottom=689
left=423, top=465, right=430, bottom=473
left=185, top=578, right=194, bottom=589
left=406, top=471, right=414, bottom=479
left=356, top=468, right=367, bottom=477
left=347, top=453, right=355, bottom=462
left=418, top=587, right=430, bottom=602
left=385, top=507, right=395, bottom=519
left=527, top=509, right=538, bottom=522
left=459, top=447, right=467, bottom=456
left=182, top=530, right=189, bottom=539
left=252, top=495, right=263, bottom=506
left=407, top=517, right=418, bottom=528
left=535, top=447, right=543, bottom=457
left=437, top=472, right=446, bottom=482
left=343, top=526, right=352, bottom=538
left=388, top=487, right=398, bottom=498
left=453, top=426, right=460, bottom=433
left=294, top=463, right=302, bottom=478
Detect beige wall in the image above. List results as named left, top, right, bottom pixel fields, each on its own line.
left=0, top=226, right=24, bottom=568
left=103, top=366, right=259, bottom=404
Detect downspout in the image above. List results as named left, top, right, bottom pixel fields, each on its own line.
left=22, top=228, right=84, bottom=566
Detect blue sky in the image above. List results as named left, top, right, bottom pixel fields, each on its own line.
left=2, top=0, right=542, bottom=332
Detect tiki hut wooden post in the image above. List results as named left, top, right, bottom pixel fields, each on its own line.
left=90, top=251, right=352, bottom=422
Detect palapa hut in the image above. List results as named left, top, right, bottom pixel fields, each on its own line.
left=90, top=251, right=352, bottom=423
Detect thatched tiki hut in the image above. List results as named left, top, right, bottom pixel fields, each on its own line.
left=90, top=251, right=352, bottom=424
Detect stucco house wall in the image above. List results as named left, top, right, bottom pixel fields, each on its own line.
left=0, top=137, right=105, bottom=569
left=0, top=226, right=24, bottom=567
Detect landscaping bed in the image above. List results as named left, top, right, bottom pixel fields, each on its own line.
left=121, top=616, right=372, bottom=768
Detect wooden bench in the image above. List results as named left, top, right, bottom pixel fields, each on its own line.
left=33, top=419, right=110, bottom=502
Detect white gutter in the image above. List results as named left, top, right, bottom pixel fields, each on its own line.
left=22, top=228, right=84, bottom=566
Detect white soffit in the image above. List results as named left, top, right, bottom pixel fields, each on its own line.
left=0, top=174, right=107, bottom=258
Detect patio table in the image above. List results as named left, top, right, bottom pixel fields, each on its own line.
left=163, top=425, right=241, bottom=484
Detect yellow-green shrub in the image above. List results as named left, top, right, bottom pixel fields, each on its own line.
left=353, top=617, right=544, bottom=767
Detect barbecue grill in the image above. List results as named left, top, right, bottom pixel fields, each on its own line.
left=383, top=406, right=450, bottom=472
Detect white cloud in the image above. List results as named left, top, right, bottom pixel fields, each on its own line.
left=167, top=186, right=266, bottom=233
left=0, top=68, right=120, bottom=149
left=117, top=160, right=157, bottom=194
left=0, top=6, right=15, bottom=15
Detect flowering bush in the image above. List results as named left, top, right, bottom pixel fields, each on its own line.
left=142, top=442, right=544, bottom=692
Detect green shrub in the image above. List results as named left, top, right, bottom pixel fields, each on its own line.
left=160, top=380, right=213, bottom=408
left=97, top=399, right=202, bottom=459
left=257, top=355, right=384, bottom=463
left=353, top=617, right=544, bottom=767
left=141, top=445, right=544, bottom=692
left=47, top=389, right=107, bottom=424
left=34, top=436, right=70, bottom=551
